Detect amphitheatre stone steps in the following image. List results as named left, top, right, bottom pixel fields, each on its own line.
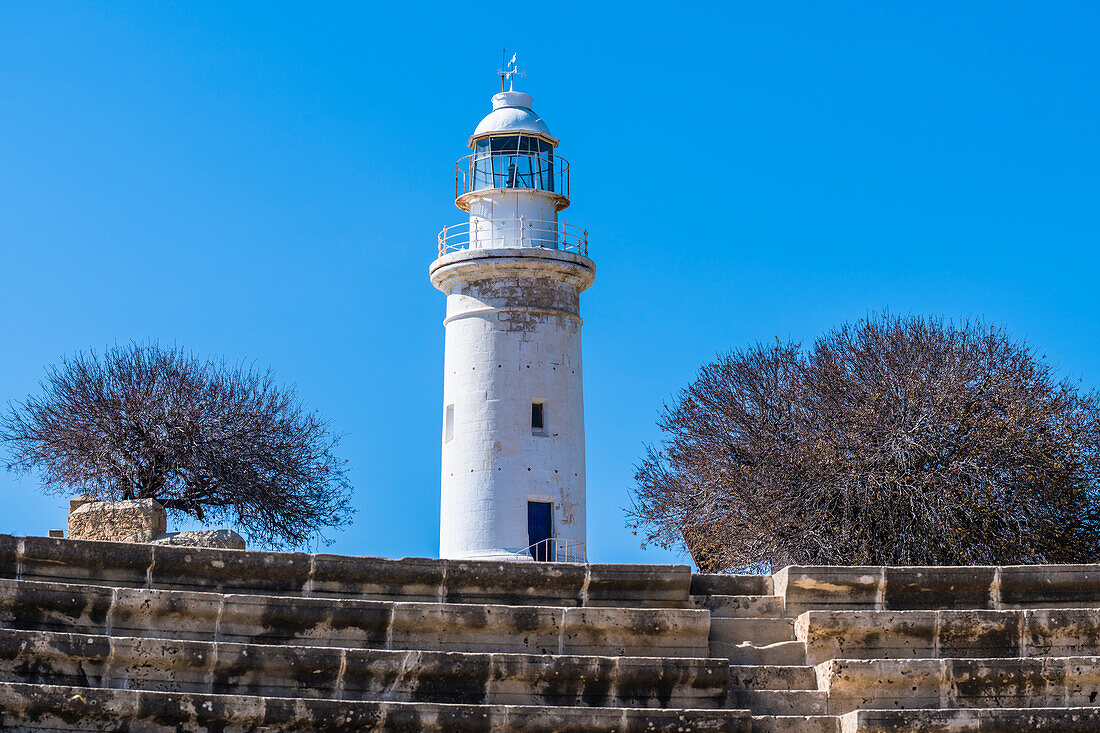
left=817, top=656, right=1100, bottom=715
left=5, top=534, right=1100, bottom=730
left=797, top=608, right=1100, bottom=665
left=0, top=628, right=728, bottom=709
left=0, top=578, right=710, bottom=657
left=0, top=682, right=751, bottom=732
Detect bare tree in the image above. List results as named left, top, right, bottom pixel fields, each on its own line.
left=1, top=344, right=354, bottom=548
left=629, top=315, right=1100, bottom=570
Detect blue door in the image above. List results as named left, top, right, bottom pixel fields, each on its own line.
left=527, top=501, right=553, bottom=561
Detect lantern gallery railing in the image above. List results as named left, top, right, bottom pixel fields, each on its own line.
left=455, top=152, right=570, bottom=199
left=438, top=219, right=588, bottom=257
left=514, top=538, right=586, bottom=563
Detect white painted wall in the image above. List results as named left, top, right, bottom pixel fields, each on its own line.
left=431, top=250, right=595, bottom=561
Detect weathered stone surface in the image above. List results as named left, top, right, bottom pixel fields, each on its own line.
left=726, top=689, right=827, bottom=716
left=840, top=706, right=1100, bottom=732
left=67, top=499, right=166, bottom=543
left=693, top=595, right=784, bottom=618
left=711, top=617, right=796, bottom=646
left=150, top=529, right=246, bottom=549
left=797, top=608, right=1100, bottom=665
left=752, top=716, right=840, bottom=733
left=0, top=628, right=729, bottom=708
left=818, top=656, right=1100, bottom=714
left=692, top=574, right=773, bottom=597
left=775, top=567, right=884, bottom=616
left=720, top=641, right=807, bottom=666
left=727, top=665, right=818, bottom=691
left=0, top=578, right=711, bottom=657
left=0, top=682, right=752, bottom=732
left=0, top=535, right=692, bottom=607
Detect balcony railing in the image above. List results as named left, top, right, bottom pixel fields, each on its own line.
left=438, top=219, right=588, bottom=257
left=455, top=152, right=570, bottom=200
left=515, top=538, right=586, bottom=563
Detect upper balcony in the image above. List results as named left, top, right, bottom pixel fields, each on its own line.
left=455, top=150, right=571, bottom=212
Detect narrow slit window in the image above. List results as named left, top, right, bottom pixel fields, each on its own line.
left=531, top=401, right=545, bottom=433
left=444, top=404, right=455, bottom=442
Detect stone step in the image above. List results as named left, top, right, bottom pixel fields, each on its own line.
left=727, top=689, right=828, bottom=716
left=0, top=535, right=691, bottom=608
left=692, top=595, right=784, bottom=618
left=692, top=573, right=773, bottom=597
left=728, top=665, right=818, bottom=691
left=717, top=641, right=807, bottom=666
left=711, top=617, right=797, bottom=646
left=751, top=716, right=840, bottom=733
left=0, top=578, right=710, bottom=657
left=0, top=627, right=729, bottom=708
left=840, top=706, right=1100, bottom=732
left=817, top=656, right=1100, bottom=715
left=776, top=565, right=1100, bottom=615
left=0, top=681, right=752, bottom=732
left=796, top=608, right=1100, bottom=665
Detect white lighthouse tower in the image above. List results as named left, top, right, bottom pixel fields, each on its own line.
left=431, top=58, right=595, bottom=562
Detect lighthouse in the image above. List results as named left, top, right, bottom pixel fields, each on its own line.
left=431, top=58, right=595, bottom=562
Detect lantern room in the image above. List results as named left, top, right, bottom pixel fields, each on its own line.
left=442, top=86, right=583, bottom=254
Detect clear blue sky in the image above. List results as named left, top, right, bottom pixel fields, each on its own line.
left=1, top=2, right=1097, bottom=565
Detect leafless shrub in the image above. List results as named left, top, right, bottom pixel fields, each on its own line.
left=2, top=344, right=354, bottom=548
left=629, top=315, right=1100, bottom=570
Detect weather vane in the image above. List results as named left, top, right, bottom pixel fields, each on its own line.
left=499, top=49, right=525, bottom=92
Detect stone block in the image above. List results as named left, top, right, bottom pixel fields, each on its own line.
left=883, top=566, right=995, bottom=610
left=711, top=617, right=796, bottom=648
left=585, top=563, right=692, bottom=608
left=693, top=595, right=785, bottom=618
left=999, top=565, right=1100, bottom=608
left=150, top=530, right=245, bottom=549
left=776, top=567, right=884, bottom=616
left=310, top=553, right=445, bottom=601
left=692, top=573, right=773, bottom=597
left=442, top=558, right=587, bottom=605
left=67, top=499, right=166, bottom=543
left=727, top=665, right=818, bottom=691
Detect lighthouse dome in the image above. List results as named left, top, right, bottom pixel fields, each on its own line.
left=470, top=91, right=557, bottom=147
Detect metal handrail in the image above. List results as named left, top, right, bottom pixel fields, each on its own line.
left=515, top=538, right=586, bottom=563
left=438, top=219, right=588, bottom=257
left=455, top=152, right=570, bottom=200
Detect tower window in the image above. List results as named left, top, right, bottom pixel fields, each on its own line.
left=444, top=404, right=455, bottom=442
left=531, top=401, right=545, bottom=434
